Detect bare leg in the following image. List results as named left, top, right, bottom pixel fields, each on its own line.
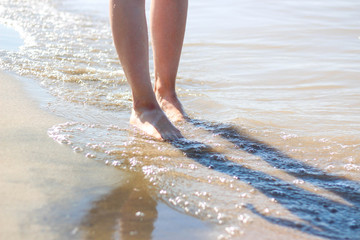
left=110, top=0, right=182, bottom=140
left=150, top=0, right=188, bottom=121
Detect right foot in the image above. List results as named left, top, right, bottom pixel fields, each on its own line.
left=129, top=107, right=183, bottom=141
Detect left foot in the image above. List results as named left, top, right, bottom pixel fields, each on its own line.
left=155, top=92, right=187, bottom=122
left=130, top=106, right=183, bottom=141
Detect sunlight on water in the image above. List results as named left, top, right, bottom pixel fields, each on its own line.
left=0, top=0, right=129, bottom=110
left=1, top=0, right=360, bottom=239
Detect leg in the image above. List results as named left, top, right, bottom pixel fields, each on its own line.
left=150, top=0, right=188, bottom=121
left=110, top=0, right=182, bottom=140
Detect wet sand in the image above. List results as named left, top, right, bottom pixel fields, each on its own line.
left=0, top=70, right=125, bottom=239
left=0, top=71, right=213, bottom=240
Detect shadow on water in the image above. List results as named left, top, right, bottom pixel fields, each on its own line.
left=79, top=118, right=360, bottom=239
left=189, top=119, right=360, bottom=206
left=165, top=118, right=360, bottom=240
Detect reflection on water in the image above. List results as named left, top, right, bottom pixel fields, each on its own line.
left=80, top=171, right=157, bottom=240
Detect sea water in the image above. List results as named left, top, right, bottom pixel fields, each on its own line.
left=1, top=0, right=360, bottom=239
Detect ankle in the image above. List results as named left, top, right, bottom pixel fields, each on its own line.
left=155, top=88, right=178, bottom=102
left=154, top=79, right=177, bottom=99
left=132, top=99, right=160, bottom=114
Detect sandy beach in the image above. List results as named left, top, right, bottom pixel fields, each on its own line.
left=0, top=71, right=213, bottom=240
left=0, top=70, right=123, bottom=239
left=1, top=0, right=360, bottom=239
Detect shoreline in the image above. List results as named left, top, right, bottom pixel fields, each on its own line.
left=2, top=0, right=360, bottom=238
left=0, top=70, right=214, bottom=240
left=0, top=70, right=127, bottom=239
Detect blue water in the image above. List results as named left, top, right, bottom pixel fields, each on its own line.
left=0, top=24, right=23, bottom=51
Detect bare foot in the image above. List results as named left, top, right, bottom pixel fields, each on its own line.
left=130, top=107, right=183, bottom=141
left=156, top=93, right=187, bottom=122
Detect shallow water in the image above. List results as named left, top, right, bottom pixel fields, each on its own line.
left=1, top=0, right=360, bottom=239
